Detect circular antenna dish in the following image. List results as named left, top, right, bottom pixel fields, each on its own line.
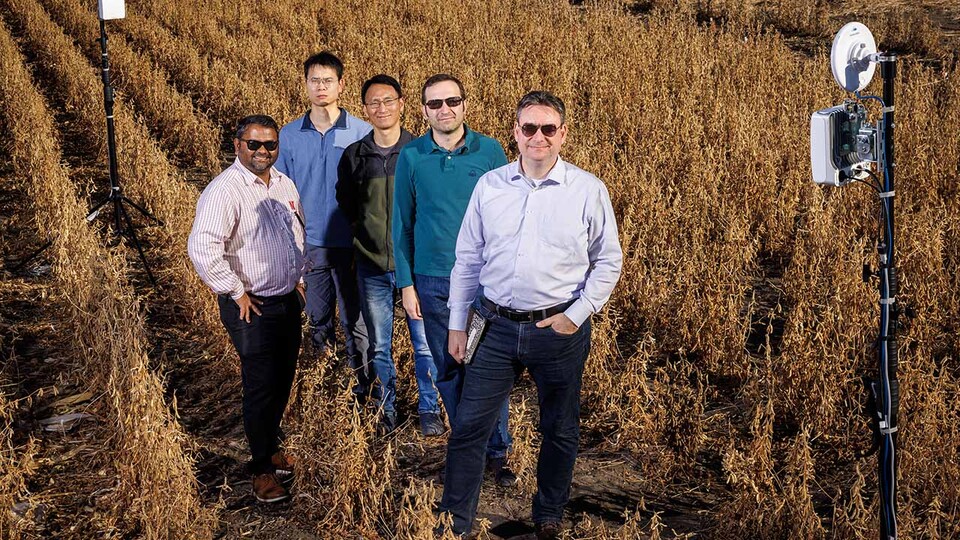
left=831, top=22, right=878, bottom=92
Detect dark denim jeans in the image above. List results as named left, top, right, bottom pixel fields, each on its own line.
left=357, top=263, right=439, bottom=415
left=304, top=245, right=371, bottom=397
left=439, top=301, right=591, bottom=534
left=218, top=291, right=302, bottom=474
left=414, top=274, right=511, bottom=457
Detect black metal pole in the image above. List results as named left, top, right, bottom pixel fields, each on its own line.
left=99, top=20, right=120, bottom=200
left=877, top=54, right=899, bottom=540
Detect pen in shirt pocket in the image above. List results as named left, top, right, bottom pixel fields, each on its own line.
left=288, top=200, right=306, bottom=230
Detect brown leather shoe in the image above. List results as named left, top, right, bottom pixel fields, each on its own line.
left=252, top=473, right=289, bottom=503
left=271, top=450, right=295, bottom=473
left=271, top=450, right=295, bottom=484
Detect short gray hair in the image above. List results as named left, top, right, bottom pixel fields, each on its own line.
left=516, top=91, right=565, bottom=124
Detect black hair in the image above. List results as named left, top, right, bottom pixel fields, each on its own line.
left=421, top=73, right=466, bottom=104
left=516, top=91, right=566, bottom=124
left=235, top=115, right=279, bottom=139
left=361, top=74, right=403, bottom=103
left=303, top=51, right=344, bottom=80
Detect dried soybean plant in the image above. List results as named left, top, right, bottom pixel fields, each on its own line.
left=0, top=16, right=215, bottom=538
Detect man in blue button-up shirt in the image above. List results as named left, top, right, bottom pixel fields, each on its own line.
left=276, top=52, right=373, bottom=400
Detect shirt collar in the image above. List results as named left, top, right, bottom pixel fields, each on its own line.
left=509, top=157, right=568, bottom=186
left=358, top=128, right=414, bottom=156
left=299, top=108, right=349, bottom=131
left=232, top=157, right=280, bottom=187
left=428, top=124, right=478, bottom=155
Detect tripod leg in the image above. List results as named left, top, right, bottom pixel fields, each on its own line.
left=86, top=195, right=112, bottom=222
left=113, top=191, right=123, bottom=236
left=118, top=201, right=159, bottom=288
left=10, top=239, right=54, bottom=273
left=121, top=196, right=164, bottom=226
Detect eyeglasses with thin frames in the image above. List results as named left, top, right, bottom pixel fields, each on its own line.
left=365, top=97, right=400, bottom=109
left=308, top=76, right=338, bottom=88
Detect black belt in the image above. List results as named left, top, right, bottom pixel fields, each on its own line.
left=480, top=296, right=572, bottom=323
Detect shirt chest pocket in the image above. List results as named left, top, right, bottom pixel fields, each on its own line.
left=538, top=210, right=588, bottom=254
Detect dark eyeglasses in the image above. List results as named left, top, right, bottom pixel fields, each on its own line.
left=519, top=123, right=561, bottom=137
left=240, top=139, right=279, bottom=152
left=424, top=96, right=465, bottom=110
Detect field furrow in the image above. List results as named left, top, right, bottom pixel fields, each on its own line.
left=0, top=16, right=215, bottom=538
left=1, top=0, right=228, bottom=352
left=112, top=11, right=269, bottom=129
left=39, top=0, right=221, bottom=175
left=125, top=0, right=297, bottom=122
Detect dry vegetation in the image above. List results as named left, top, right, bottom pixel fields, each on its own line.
left=0, top=0, right=958, bottom=538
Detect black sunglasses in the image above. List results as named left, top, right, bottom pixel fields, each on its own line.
left=519, top=123, right=560, bottom=137
left=424, top=96, right=465, bottom=110
left=240, top=139, right=279, bottom=152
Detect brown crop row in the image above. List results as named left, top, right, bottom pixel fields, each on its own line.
left=2, top=0, right=230, bottom=356
left=0, top=16, right=215, bottom=539
left=39, top=0, right=221, bottom=175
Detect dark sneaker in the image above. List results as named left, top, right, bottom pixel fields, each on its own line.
left=420, top=412, right=447, bottom=437
left=486, top=456, right=518, bottom=487
left=271, top=451, right=295, bottom=485
left=535, top=521, right=562, bottom=539
left=253, top=473, right=289, bottom=503
left=378, top=412, right=398, bottom=436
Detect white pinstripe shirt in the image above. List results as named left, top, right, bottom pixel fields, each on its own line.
left=188, top=158, right=306, bottom=299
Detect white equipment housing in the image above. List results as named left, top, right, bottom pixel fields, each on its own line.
left=811, top=106, right=870, bottom=186
left=98, top=0, right=125, bottom=20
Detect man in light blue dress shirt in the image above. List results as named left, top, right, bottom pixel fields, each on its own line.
left=439, top=91, right=623, bottom=538
left=276, top=51, right=373, bottom=401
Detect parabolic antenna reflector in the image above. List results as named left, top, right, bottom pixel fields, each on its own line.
left=831, top=22, right=878, bottom=92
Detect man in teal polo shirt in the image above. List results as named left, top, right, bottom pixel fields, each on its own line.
left=392, top=74, right=515, bottom=485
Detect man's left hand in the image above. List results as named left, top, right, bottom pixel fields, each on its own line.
left=295, top=282, right=306, bottom=306
left=536, top=313, right=578, bottom=335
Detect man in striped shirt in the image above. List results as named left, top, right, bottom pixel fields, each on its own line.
left=188, top=115, right=305, bottom=504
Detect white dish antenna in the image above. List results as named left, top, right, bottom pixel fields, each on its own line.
left=831, top=22, right=878, bottom=92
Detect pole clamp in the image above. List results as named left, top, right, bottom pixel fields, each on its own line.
left=879, top=190, right=895, bottom=199
left=880, top=426, right=898, bottom=435
left=880, top=298, right=896, bottom=305
left=882, top=105, right=895, bottom=113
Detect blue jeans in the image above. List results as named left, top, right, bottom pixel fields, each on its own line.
left=304, top=245, right=371, bottom=397
left=440, top=301, right=591, bottom=534
left=414, top=274, right=511, bottom=457
left=357, top=263, right=439, bottom=415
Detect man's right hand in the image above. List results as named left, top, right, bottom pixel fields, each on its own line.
left=448, top=329, right=467, bottom=364
left=235, top=292, right=263, bottom=323
left=401, top=286, right=422, bottom=320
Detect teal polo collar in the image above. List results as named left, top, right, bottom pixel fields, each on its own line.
left=427, top=125, right=479, bottom=155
